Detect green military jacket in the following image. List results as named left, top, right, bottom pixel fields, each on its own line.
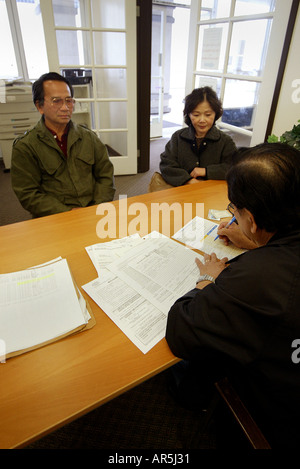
left=11, top=118, right=115, bottom=217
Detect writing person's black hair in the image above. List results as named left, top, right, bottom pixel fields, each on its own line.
left=226, top=143, right=300, bottom=232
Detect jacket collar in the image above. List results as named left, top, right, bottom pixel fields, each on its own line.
left=180, top=124, right=221, bottom=142
left=267, top=227, right=300, bottom=246
left=228, top=227, right=300, bottom=264
left=36, top=117, right=82, bottom=148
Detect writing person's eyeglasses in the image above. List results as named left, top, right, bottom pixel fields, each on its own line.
left=227, top=202, right=236, bottom=216
left=45, top=97, right=75, bottom=108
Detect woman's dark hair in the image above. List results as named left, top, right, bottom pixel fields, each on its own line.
left=226, top=142, right=300, bottom=232
left=32, top=72, right=74, bottom=105
left=183, top=87, right=223, bottom=126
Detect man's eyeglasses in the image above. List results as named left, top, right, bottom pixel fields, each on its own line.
left=227, top=202, right=236, bottom=216
left=45, top=97, right=75, bottom=108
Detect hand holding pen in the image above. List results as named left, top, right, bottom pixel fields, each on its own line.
left=214, top=216, right=236, bottom=241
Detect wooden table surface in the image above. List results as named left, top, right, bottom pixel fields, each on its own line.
left=0, top=181, right=228, bottom=448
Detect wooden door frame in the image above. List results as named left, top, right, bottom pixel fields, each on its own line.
left=137, top=0, right=152, bottom=173
left=265, top=0, right=300, bottom=140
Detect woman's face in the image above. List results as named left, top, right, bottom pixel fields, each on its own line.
left=189, top=100, right=216, bottom=138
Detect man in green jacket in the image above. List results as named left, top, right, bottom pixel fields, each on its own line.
left=11, top=72, right=115, bottom=218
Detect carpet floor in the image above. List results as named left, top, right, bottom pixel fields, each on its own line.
left=25, top=370, right=217, bottom=450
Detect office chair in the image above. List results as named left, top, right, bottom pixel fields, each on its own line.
left=214, top=377, right=271, bottom=449
left=193, top=376, right=271, bottom=449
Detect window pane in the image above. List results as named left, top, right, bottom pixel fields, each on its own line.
left=17, top=0, right=48, bottom=79
left=222, top=79, right=260, bottom=128
left=194, top=76, right=222, bottom=96
left=227, top=19, right=272, bottom=77
left=91, top=0, right=125, bottom=28
left=98, top=131, right=127, bottom=156
left=196, top=24, right=228, bottom=72
left=0, top=0, right=18, bottom=78
left=52, top=0, right=89, bottom=27
left=151, top=76, right=163, bottom=118
left=72, top=100, right=94, bottom=129
left=96, top=101, right=127, bottom=129
left=200, top=0, right=231, bottom=20
left=235, top=0, right=276, bottom=16
left=93, top=32, right=126, bottom=66
left=95, top=69, right=127, bottom=99
left=56, top=30, right=91, bottom=65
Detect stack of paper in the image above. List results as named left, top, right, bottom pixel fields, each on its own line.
left=83, top=233, right=203, bottom=354
left=0, top=258, right=95, bottom=359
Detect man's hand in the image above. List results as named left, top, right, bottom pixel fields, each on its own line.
left=217, top=221, right=257, bottom=249
left=195, top=252, right=228, bottom=288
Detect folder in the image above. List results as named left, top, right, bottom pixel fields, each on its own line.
left=0, top=258, right=96, bottom=360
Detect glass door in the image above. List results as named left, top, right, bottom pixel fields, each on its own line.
left=41, top=0, right=137, bottom=175
left=0, top=0, right=48, bottom=80
left=150, top=7, right=166, bottom=138
left=186, top=0, right=294, bottom=146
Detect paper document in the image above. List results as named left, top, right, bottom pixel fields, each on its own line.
left=107, top=236, right=201, bottom=312
left=0, top=258, right=90, bottom=355
left=86, top=234, right=143, bottom=276
left=172, top=216, right=246, bottom=260
left=83, top=234, right=203, bottom=354
left=83, top=270, right=167, bottom=354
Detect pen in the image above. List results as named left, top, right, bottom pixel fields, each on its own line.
left=214, top=216, right=236, bottom=241
left=199, top=224, right=217, bottom=242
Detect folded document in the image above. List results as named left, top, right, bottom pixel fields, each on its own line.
left=0, top=258, right=95, bottom=359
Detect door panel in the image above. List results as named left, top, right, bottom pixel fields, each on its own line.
left=41, top=0, right=137, bottom=175
left=150, top=8, right=165, bottom=138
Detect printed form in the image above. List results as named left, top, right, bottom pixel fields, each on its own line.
left=83, top=221, right=246, bottom=354
left=83, top=234, right=203, bottom=354
left=172, top=216, right=246, bottom=260
left=85, top=234, right=143, bottom=276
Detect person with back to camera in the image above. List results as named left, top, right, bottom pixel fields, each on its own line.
left=159, top=87, right=237, bottom=186
left=165, top=143, right=300, bottom=448
left=11, top=72, right=115, bottom=218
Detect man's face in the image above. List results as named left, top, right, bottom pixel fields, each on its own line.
left=36, top=80, right=74, bottom=129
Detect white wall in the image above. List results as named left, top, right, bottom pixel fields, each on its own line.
left=271, top=6, right=300, bottom=136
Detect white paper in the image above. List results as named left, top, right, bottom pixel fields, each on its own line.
left=85, top=234, right=143, bottom=275
left=83, top=234, right=203, bottom=354
left=107, top=237, right=202, bottom=313
left=0, top=259, right=88, bottom=354
left=83, top=271, right=166, bottom=354
left=172, top=216, right=246, bottom=260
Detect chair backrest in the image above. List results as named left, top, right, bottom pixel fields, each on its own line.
left=215, top=377, right=271, bottom=449
left=148, top=172, right=174, bottom=192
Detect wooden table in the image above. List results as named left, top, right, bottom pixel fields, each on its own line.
left=0, top=181, right=228, bottom=449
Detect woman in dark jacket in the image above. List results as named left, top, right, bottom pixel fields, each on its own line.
left=159, top=87, right=237, bottom=186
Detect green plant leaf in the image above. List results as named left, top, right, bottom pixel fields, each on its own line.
left=267, top=134, right=279, bottom=143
